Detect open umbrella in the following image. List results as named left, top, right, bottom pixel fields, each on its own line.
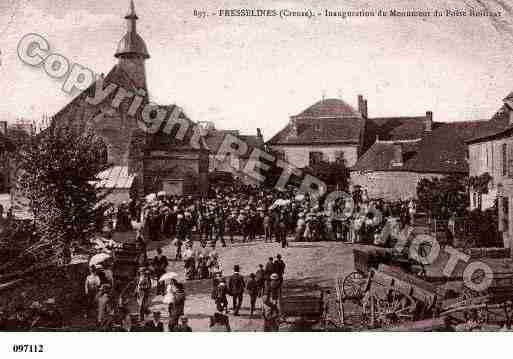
left=159, top=272, right=178, bottom=282
left=89, top=253, right=111, bottom=266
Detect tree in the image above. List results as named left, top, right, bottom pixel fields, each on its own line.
left=417, top=174, right=469, bottom=219
left=17, top=123, right=110, bottom=263
left=304, top=157, right=350, bottom=192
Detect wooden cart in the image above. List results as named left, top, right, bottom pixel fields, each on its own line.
left=342, top=248, right=426, bottom=301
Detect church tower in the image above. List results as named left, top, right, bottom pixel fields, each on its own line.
left=114, top=0, right=150, bottom=91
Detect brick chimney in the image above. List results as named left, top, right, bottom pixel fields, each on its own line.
left=357, top=95, right=368, bottom=118
left=392, top=143, right=403, bottom=167
left=425, top=111, right=433, bottom=132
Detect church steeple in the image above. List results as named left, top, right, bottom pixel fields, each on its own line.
left=115, top=0, right=150, bottom=59
left=126, top=0, right=138, bottom=33
left=115, top=0, right=149, bottom=90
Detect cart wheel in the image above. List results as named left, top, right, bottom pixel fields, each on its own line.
left=372, top=289, right=416, bottom=328
left=343, top=271, right=367, bottom=299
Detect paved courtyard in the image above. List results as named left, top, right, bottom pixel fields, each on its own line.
left=136, top=238, right=360, bottom=331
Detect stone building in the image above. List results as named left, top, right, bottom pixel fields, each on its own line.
left=267, top=97, right=366, bottom=168
left=351, top=116, right=489, bottom=200
left=199, top=121, right=265, bottom=185
left=50, top=1, right=209, bottom=198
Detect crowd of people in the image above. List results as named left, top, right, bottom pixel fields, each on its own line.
left=107, top=184, right=420, bottom=252
left=80, top=182, right=424, bottom=332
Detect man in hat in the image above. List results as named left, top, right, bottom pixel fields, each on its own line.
left=227, top=265, right=245, bottom=316
left=145, top=311, right=164, bottom=332
left=246, top=273, right=259, bottom=317
left=152, top=248, right=168, bottom=295
left=135, top=268, right=152, bottom=322
left=255, top=264, right=266, bottom=297
left=264, top=257, right=274, bottom=286
left=84, top=266, right=101, bottom=319
left=175, top=316, right=192, bottom=332
left=275, top=254, right=286, bottom=287
left=168, top=282, right=186, bottom=331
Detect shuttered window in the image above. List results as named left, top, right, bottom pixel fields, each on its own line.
left=509, top=144, right=513, bottom=178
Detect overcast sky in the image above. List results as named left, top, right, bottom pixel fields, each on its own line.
left=1, top=0, right=513, bottom=138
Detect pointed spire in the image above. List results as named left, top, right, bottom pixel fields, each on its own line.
left=127, top=0, right=138, bottom=19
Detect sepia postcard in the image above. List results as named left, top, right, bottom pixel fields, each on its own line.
left=1, top=0, right=513, bottom=356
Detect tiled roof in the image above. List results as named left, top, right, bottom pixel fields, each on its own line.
left=267, top=98, right=365, bottom=145
left=352, top=121, right=490, bottom=174
left=466, top=105, right=511, bottom=143
left=293, top=98, right=360, bottom=119
left=267, top=117, right=364, bottom=145
left=366, top=116, right=427, bottom=141
left=204, top=130, right=264, bottom=157
left=351, top=140, right=420, bottom=172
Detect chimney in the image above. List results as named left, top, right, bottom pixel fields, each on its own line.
left=509, top=110, right=513, bottom=126
left=425, top=111, right=433, bottom=132
left=392, top=143, right=403, bottom=166
left=0, top=121, right=7, bottom=135
left=358, top=95, right=364, bottom=116
left=257, top=128, right=263, bottom=140
left=289, top=117, right=298, bottom=137
left=357, top=95, right=368, bottom=118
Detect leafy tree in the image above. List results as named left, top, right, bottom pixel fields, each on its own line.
left=17, top=124, right=110, bottom=263
left=417, top=174, right=469, bottom=219
left=304, top=156, right=350, bottom=192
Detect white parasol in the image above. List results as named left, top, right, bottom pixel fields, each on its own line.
left=89, top=253, right=111, bottom=266
left=145, top=193, right=157, bottom=203
left=159, top=272, right=179, bottom=282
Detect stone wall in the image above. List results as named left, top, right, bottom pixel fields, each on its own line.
left=350, top=170, right=444, bottom=200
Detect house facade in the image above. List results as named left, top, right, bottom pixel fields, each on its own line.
left=267, top=97, right=367, bottom=168
left=199, top=121, right=265, bottom=185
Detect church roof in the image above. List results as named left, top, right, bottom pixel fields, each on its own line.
left=114, top=0, right=150, bottom=59
left=115, top=32, right=150, bottom=59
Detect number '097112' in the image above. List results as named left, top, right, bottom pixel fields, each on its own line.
left=12, top=344, right=44, bottom=352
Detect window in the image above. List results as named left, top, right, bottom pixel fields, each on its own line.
left=502, top=143, right=507, bottom=177
left=335, top=151, right=345, bottom=164
left=309, top=151, right=323, bottom=166
left=509, top=144, right=513, bottom=178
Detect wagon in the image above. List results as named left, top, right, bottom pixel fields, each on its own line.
left=342, top=248, right=426, bottom=301
left=279, top=283, right=326, bottom=329
left=440, top=268, right=513, bottom=327
left=340, top=263, right=441, bottom=329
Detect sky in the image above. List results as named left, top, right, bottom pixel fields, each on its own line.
left=2, top=0, right=513, bottom=139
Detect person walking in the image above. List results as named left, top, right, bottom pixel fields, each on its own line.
left=168, top=281, right=186, bottom=331
left=246, top=273, right=259, bottom=317
left=275, top=254, right=286, bottom=287
left=255, top=264, right=265, bottom=297
left=135, top=268, right=152, bottom=323
left=227, top=265, right=245, bottom=316
left=96, top=284, right=114, bottom=330
left=84, top=266, right=101, bottom=320
left=152, top=248, right=168, bottom=295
